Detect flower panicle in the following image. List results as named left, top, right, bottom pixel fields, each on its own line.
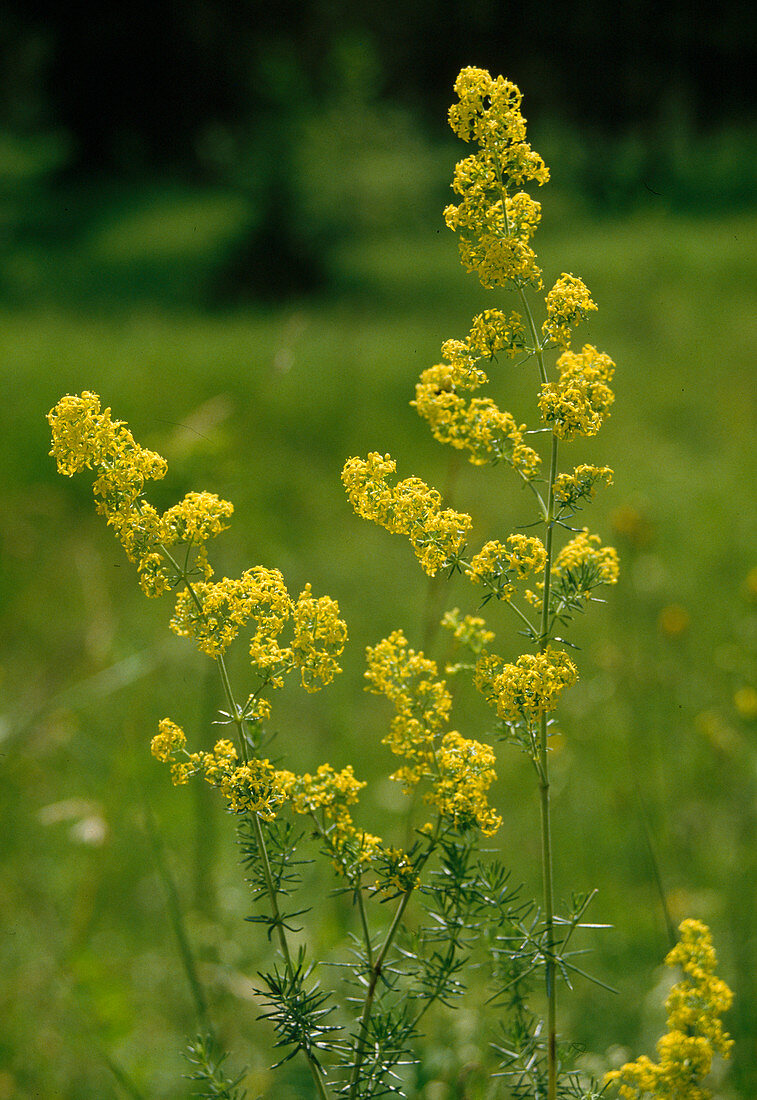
left=605, top=919, right=733, bottom=1100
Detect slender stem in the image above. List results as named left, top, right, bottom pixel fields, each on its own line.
left=356, top=883, right=375, bottom=971
left=538, top=432, right=560, bottom=1100
left=348, top=888, right=415, bottom=1099
left=348, top=832, right=438, bottom=1099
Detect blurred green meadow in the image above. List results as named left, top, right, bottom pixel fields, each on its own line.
left=1, top=135, right=756, bottom=1098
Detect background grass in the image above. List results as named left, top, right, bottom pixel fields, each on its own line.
left=1, top=157, right=755, bottom=1098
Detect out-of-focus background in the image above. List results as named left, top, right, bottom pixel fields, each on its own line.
left=1, top=2, right=755, bottom=1097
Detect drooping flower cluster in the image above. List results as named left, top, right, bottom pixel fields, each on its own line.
left=413, top=372, right=541, bottom=476
left=365, top=630, right=501, bottom=835
left=49, top=394, right=348, bottom=695
left=466, top=534, right=547, bottom=601
left=47, top=392, right=234, bottom=597
left=365, top=630, right=452, bottom=786
left=605, top=919, right=733, bottom=1100
left=475, top=646, right=578, bottom=724
left=538, top=344, right=616, bottom=439
left=341, top=452, right=472, bottom=576
left=444, top=67, right=549, bottom=290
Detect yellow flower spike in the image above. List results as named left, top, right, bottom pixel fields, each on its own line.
left=605, top=919, right=733, bottom=1099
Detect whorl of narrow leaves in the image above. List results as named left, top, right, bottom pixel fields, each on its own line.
left=239, top=817, right=311, bottom=937
left=255, top=948, right=343, bottom=1068
left=184, top=1035, right=248, bottom=1100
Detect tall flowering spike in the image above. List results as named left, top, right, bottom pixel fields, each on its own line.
left=605, top=920, right=733, bottom=1099
left=445, top=67, right=549, bottom=290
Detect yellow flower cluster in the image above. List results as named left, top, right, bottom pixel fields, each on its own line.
left=538, top=344, right=616, bottom=439
left=278, top=764, right=382, bottom=874
left=291, top=584, right=350, bottom=691
left=553, top=464, right=614, bottom=512
left=553, top=529, right=620, bottom=588
left=341, top=452, right=472, bottom=576
left=171, top=570, right=348, bottom=690
left=365, top=630, right=451, bottom=785
left=441, top=607, right=495, bottom=656
left=151, top=720, right=288, bottom=819
left=542, top=273, right=598, bottom=348
left=475, top=646, right=578, bottom=723
left=413, top=372, right=541, bottom=476
left=366, top=631, right=501, bottom=835
left=444, top=67, right=549, bottom=289
left=427, top=731, right=502, bottom=836
left=48, top=393, right=234, bottom=597
left=49, top=393, right=348, bottom=703
left=170, top=567, right=291, bottom=658
left=466, top=535, right=547, bottom=600
left=605, top=919, right=733, bottom=1100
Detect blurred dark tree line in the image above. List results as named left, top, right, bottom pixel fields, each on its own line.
left=5, top=0, right=755, bottom=167
left=2, top=0, right=755, bottom=295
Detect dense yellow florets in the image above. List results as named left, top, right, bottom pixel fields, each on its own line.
left=605, top=920, right=733, bottom=1100
left=475, top=646, right=578, bottom=723
left=466, top=535, right=547, bottom=600
left=341, top=452, right=472, bottom=576
left=151, top=724, right=288, bottom=819
left=538, top=344, right=615, bottom=439
left=553, top=464, right=614, bottom=512
left=542, top=273, right=598, bottom=348
left=427, top=732, right=502, bottom=836
left=444, top=67, right=549, bottom=290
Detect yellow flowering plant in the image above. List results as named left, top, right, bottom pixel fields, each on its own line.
left=47, top=67, right=733, bottom=1100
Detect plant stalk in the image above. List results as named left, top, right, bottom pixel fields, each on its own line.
left=538, top=431, right=560, bottom=1100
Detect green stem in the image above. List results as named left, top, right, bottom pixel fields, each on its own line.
left=538, top=432, right=560, bottom=1100
left=348, top=830, right=438, bottom=1099
left=348, top=888, right=415, bottom=1100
